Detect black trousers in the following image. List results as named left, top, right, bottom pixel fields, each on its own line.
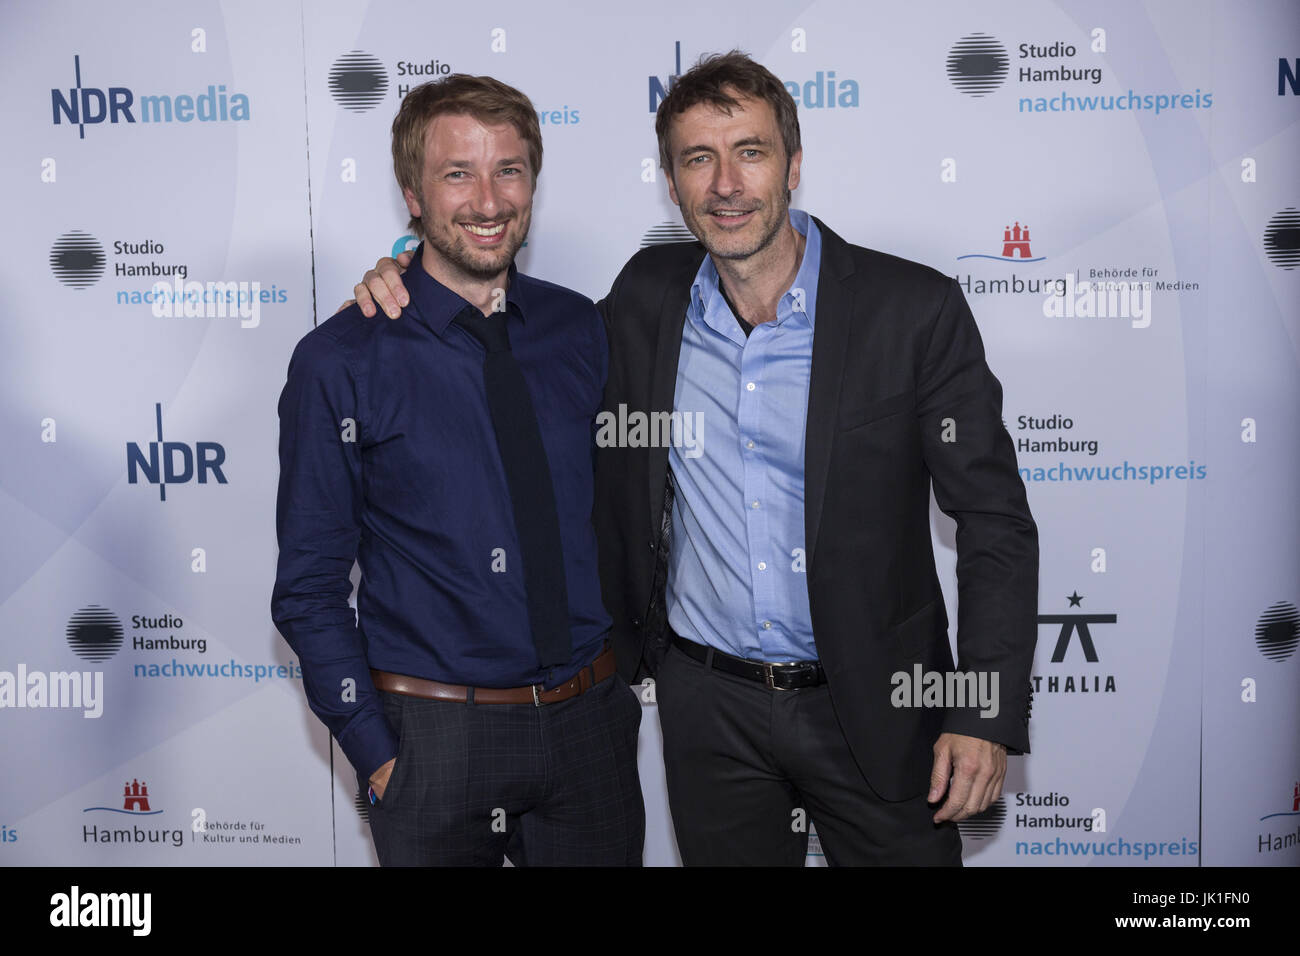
left=656, top=641, right=963, bottom=866
left=360, top=671, right=645, bottom=866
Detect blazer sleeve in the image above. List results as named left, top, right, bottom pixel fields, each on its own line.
left=916, top=278, right=1039, bottom=754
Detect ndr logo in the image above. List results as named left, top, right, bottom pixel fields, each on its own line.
left=648, top=42, right=858, bottom=113
left=52, top=55, right=250, bottom=139
left=126, top=403, right=227, bottom=502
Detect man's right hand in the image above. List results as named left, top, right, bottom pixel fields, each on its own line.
left=368, top=757, right=397, bottom=801
left=354, top=251, right=414, bottom=319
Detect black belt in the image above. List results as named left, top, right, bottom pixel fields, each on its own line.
left=671, top=631, right=826, bottom=690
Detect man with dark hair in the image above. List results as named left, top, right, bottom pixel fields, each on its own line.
left=272, top=74, right=644, bottom=867
left=352, top=52, right=1037, bottom=866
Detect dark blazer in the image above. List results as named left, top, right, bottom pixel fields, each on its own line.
left=593, top=216, right=1039, bottom=802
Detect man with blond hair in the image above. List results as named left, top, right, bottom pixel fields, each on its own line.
left=272, top=75, right=644, bottom=867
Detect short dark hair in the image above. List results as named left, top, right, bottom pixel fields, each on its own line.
left=654, top=51, right=801, bottom=178
left=392, top=75, right=542, bottom=240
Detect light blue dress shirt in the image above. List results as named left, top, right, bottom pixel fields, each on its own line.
left=665, top=209, right=822, bottom=662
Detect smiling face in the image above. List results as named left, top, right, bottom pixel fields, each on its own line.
left=663, top=91, right=801, bottom=261
left=402, top=112, right=533, bottom=287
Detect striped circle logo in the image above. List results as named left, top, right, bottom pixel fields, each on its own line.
left=1263, top=207, right=1300, bottom=270
left=329, top=51, right=388, bottom=112
left=1255, top=601, right=1299, bottom=662
left=640, top=221, right=698, bottom=248
left=66, top=606, right=124, bottom=662
left=49, top=230, right=105, bottom=288
left=947, top=33, right=1010, bottom=97
left=955, top=796, right=1006, bottom=841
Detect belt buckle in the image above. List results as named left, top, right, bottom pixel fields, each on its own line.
left=763, top=663, right=777, bottom=690
left=532, top=683, right=542, bottom=707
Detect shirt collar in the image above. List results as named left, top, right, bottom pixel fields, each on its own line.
left=401, top=242, right=528, bottom=335
left=689, top=208, right=821, bottom=337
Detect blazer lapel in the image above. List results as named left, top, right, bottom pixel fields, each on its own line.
left=804, top=218, right=856, bottom=574
left=646, top=248, right=698, bottom=530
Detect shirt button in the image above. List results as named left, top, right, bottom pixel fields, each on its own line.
left=746, top=440, right=755, bottom=449
left=757, top=561, right=767, bottom=571
left=746, top=382, right=756, bottom=391
left=751, top=500, right=760, bottom=509
left=762, top=621, right=772, bottom=630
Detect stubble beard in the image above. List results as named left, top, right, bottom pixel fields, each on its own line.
left=684, top=191, right=790, bottom=263
left=421, top=204, right=531, bottom=282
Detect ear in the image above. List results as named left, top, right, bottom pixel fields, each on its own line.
left=665, top=168, right=680, bottom=207
left=402, top=187, right=422, bottom=220
left=786, top=148, right=803, bottom=193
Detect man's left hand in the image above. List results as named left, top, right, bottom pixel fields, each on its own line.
left=928, top=732, right=1006, bottom=823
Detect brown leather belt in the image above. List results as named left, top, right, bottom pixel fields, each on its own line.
left=371, top=645, right=616, bottom=706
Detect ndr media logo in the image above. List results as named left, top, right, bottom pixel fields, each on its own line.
left=649, top=42, right=859, bottom=112
left=52, top=55, right=250, bottom=139
left=127, top=403, right=227, bottom=502
left=946, top=31, right=1212, bottom=116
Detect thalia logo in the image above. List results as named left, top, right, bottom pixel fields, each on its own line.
left=957, top=222, right=1046, bottom=263
left=126, top=403, right=228, bottom=502
left=1034, top=592, right=1118, bottom=695
left=52, top=55, right=250, bottom=139
left=648, top=42, right=858, bottom=112
left=1041, top=591, right=1115, bottom=662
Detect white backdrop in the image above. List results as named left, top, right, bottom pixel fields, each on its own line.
left=1, top=0, right=1297, bottom=866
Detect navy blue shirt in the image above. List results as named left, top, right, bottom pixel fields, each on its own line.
left=271, top=245, right=612, bottom=781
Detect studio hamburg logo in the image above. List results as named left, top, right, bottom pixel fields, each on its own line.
left=956, top=796, right=1006, bottom=841
left=1263, top=207, right=1299, bottom=269
left=1255, top=601, right=1299, bottom=661
left=50, top=230, right=106, bottom=288
left=946, top=33, right=1009, bottom=97
left=641, top=221, right=697, bottom=248
left=66, top=606, right=125, bottom=662
left=329, top=51, right=388, bottom=112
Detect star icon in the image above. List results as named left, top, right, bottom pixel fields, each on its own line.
left=1067, top=591, right=1083, bottom=607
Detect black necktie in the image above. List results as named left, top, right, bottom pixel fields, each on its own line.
left=453, top=305, right=572, bottom=669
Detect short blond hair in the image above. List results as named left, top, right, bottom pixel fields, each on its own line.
left=392, top=75, right=543, bottom=239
